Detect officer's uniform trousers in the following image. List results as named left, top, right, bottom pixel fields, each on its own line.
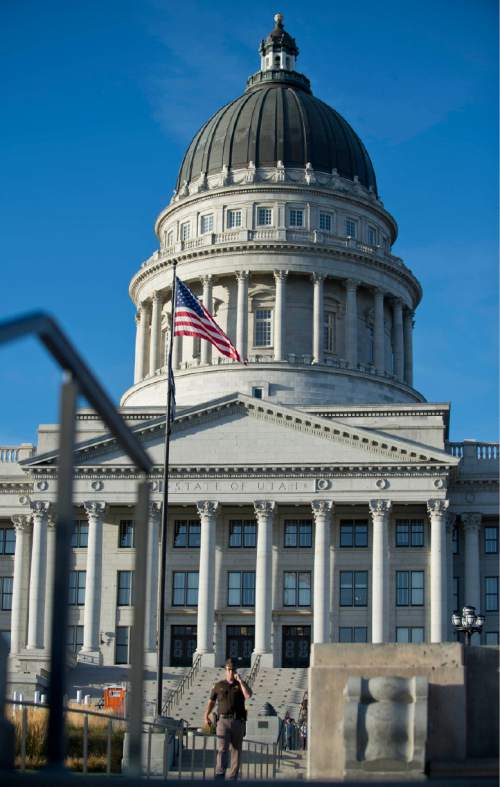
left=216, top=716, right=245, bottom=779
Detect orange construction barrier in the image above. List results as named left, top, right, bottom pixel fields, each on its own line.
left=103, top=685, right=126, bottom=716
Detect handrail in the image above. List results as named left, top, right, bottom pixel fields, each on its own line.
left=245, top=654, right=261, bottom=689
left=163, top=653, right=202, bottom=716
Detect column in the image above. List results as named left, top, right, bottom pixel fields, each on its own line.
left=312, top=274, right=325, bottom=363
left=273, top=270, right=287, bottom=361
left=392, top=299, right=404, bottom=379
left=27, top=501, right=50, bottom=650
left=403, top=309, right=414, bottom=386
left=145, top=502, right=161, bottom=654
left=373, top=288, right=385, bottom=373
left=446, top=512, right=456, bottom=640
left=312, top=500, right=333, bottom=643
left=462, top=513, right=482, bottom=612
left=369, top=499, right=391, bottom=643
left=253, top=501, right=275, bottom=665
left=196, top=501, right=218, bottom=665
left=43, top=517, right=56, bottom=653
left=80, top=501, right=106, bottom=659
left=201, top=275, right=213, bottom=365
left=345, top=279, right=359, bottom=368
left=428, top=499, right=449, bottom=643
left=149, top=291, right=162, bottom=375
left=171, top=288, right=183, bottom=372
left=235, top=271, right=249, bottom=361
left=10, top=515, right=31, bottom=655
left=133, top=310, right=142, bottom=383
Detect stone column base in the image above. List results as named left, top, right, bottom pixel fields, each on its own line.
left=252, top=651, right=274, bottom=668
left=196, top=651, right=216, bottom=667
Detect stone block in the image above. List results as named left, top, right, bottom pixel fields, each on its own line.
left=343, top=675, right=427, bottom=778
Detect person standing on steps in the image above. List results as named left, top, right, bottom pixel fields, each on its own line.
left=204, top=658, right=252, bottom=779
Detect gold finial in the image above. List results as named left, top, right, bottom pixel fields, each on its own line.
left=274, top=12, right=284, bottom=27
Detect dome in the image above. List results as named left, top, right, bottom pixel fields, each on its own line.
left=176, top=16, right=377, bottom=195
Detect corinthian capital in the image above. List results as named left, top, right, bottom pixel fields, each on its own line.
left=11, top=514, right=32, bottom=533
left=253, top=500, right=275, bottom=519
left=427, top=498, right=449, bottom=519
left=311, top=500, right=333, bottom=519
left=148, top=501, right=162, bottom=522
left=196, top=500, right=219, bottom=520
left=84, top=501, right=106, bottom=520
left=235, top=270, right=249, bottom=282
left=461, top=512, right=482, bottom=532
left=273, top=269, right=288, bottom=282
left=369, top=499, right=391, bottom=517
left=30, top=501, right=51, bottom=520
left=311, top=272, right=326, bottom=285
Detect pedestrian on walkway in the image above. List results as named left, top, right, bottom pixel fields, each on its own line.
left=300, top=721, right=307, bottom=750
left=204, top=658, right=252, bottom=779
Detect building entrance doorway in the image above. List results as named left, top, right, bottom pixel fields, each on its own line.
left=170, top=625, right=197, bottom=666
left=226, top=625, right=255, bottom=667
left=282, top=625, right=311, bottom=667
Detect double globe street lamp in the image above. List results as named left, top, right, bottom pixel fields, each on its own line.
left=451, top=605, right=485, bottom=645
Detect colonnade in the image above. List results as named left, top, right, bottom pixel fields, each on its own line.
left=133, top=272, right=414, bottom=385
left=8, top=496, right=475, bottom=660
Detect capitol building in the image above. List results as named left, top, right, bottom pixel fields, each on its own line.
left=0, top=15, right=498, bottom=679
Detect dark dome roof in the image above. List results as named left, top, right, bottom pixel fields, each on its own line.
left=176, top=73, right=378, bottom=195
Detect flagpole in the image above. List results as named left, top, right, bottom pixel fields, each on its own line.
left=156, top=259, right=177, bottom=718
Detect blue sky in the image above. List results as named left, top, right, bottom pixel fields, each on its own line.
left=1, top=0, right=498, bottom=444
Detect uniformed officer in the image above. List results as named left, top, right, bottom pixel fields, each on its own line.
left=204, top=658, right=252, bottom=779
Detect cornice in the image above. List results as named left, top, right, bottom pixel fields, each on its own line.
left=129, top=242, right=421, bottom=306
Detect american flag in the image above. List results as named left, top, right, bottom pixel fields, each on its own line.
left=174, top=277, right=242, bottom=362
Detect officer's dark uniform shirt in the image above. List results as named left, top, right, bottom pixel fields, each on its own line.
left=210, top=680, right=246, bottom=718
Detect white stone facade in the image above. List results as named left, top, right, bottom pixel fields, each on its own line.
left=0, top=18, right=498, bottom=675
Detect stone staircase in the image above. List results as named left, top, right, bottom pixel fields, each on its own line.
left=246, top=667, right=308, bottom=720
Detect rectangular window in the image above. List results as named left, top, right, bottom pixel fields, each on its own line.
left=172, top=571, right=199, bottom=606
left=340, top=571, right=368, bottom=607
left=452, top=525, right=459, bottom=554
left=69, top=570, right=86, bottom=606
left=257, top=207, right=273, bottom=226
left=166, top=229, right=174, bottom=247
left=396, top=627, right=425, bottom=643
left=453, top=577, right=459, bottom=612
left=228, top=571, right=255, bottom=607
left=485, top=577, right=499, bottom=612
left=319, top=212, right=332, bottom=232
left=339, top=626, right=368, bottom=643
left=485, top=632, right=499, bottom=646
left=227, top=209, right=242, bottom=229
left=339, top=521, right=368, bottom=548
left=67, top=625, right=84, bottom=653
left=283, top=571, right=311, bottom=607
left=0, top=577, right=13, bottom=610
left=71, top=520, right=88, bottom=548
left=289, top=209, right=304, bottom=227
left=324, top=311, right=336, bottom=353
left=252, top=387, right=263, bottom=399
left=396, top=520, right=424, bottom=547
left=485, top=526, right=498, bottom=554
left=115, top=626, right=130, bottom=665
left=119, top=520, right=135, bottom=548
left=254, top=309, right=272, bottom=347
left=173, top=520, right=201, bottom=548
left=180, top=222, right=191, bottom=241
left=0, top=527, right=15, bottom=555
left=396, top=570, right=424, bottom=606
left=345, top=217, right=357, bottom=238
left=367, top=226, right=377, bottom=246
left=200, top=214, right=214, bottom=234
left=284, top=520, right=312, bottom=548
left=1, top=631, right=11, bottom=651
left=117, top=570, right=134, bottom=606
left=229, top=520, right=257, bottom=548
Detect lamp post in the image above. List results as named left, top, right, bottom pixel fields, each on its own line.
left=451, top=605, right=485, bottom=645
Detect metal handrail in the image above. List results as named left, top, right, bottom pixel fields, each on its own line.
left=163, top=653, right=202, bottom=716
left=0, top=311, right=153, bottom=775
left=245, top=654, right=261, bottom=689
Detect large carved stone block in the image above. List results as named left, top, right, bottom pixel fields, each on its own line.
left=343, top=675, right=427, bottom=777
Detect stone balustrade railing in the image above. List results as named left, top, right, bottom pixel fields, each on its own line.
left=447, top=441, right=499, bottom=464
left=141, top=228, right=406, bottom=271
left=0, top=444, right=35, bottom=463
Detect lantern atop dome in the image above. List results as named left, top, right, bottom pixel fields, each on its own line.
left=259, top=13, right=299, bottom=72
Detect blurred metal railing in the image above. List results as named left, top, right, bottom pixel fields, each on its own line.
left=245, top=654, right=261, bottom=689
left=0, top=312, right=153, bottom=775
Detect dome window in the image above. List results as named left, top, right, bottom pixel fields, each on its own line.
left=180, top=221, right=191, bottom=241
left=254, top=308, right=273, bottom=347
left=319, top=212, right=332, bottom=233
left=289, top=208, right=304, bottom=228
left=166, top=229, right=174, bottom=247
left=200, top=214, right=214, bottom=234
left=257, top=207, right=273, bottom=226
left=345, top=217, right=357, bottom=238
left=324, top=312, right=337, bottom=353
left=227, top=209, right=242, bottom=229
left=367, top=225, right=378, bottom=246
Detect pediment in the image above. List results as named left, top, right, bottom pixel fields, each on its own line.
left=23, top=394, right=459, bottom=472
